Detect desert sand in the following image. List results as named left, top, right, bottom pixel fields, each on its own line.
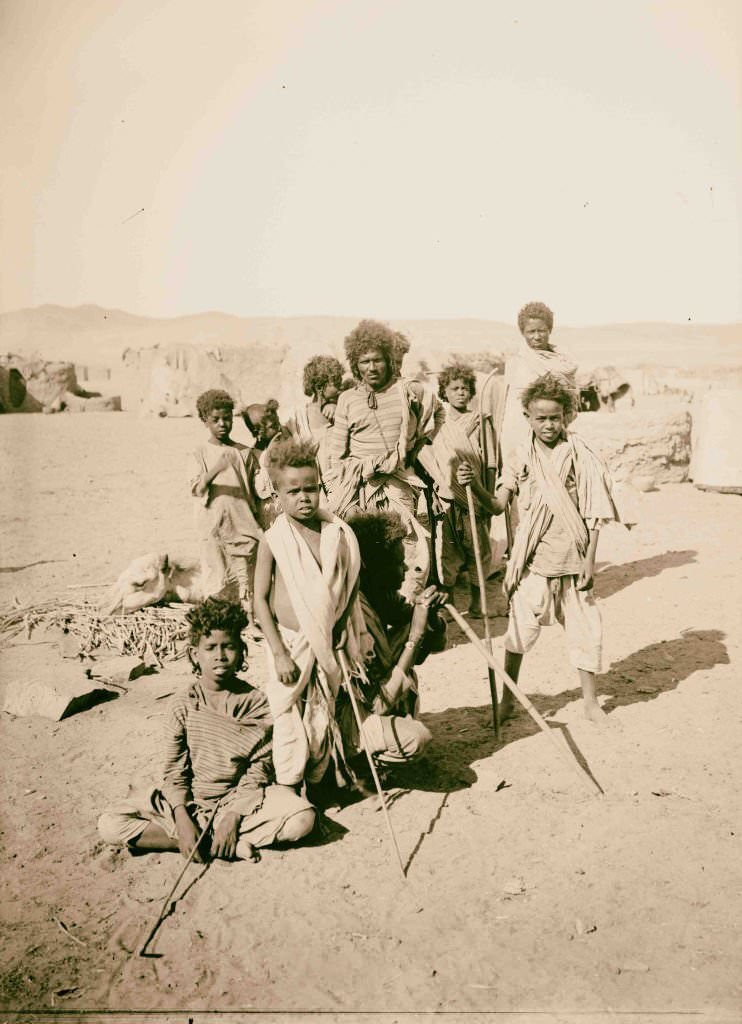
left=1, top=408, right=741, bottom=1021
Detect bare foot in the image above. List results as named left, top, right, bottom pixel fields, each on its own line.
left=583, top=701, right=607, bottom=726
left=498, top=699, right=518, bottom=726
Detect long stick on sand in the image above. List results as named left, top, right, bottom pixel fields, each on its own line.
left=444, top=602, right=602, bottom=796
left=465, top=484, right=499, bottom=741
left=138, top=799, right=222, bottom=956
left=337, top=648, right=407, bottom=880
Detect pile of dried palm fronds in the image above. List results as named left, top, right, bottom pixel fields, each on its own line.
left=0, top=598, right=190, bottom=663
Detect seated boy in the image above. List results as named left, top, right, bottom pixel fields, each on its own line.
left=253, top=438, right=366, bottom=788
left=190, top=390, right=263, bottom=627
left=339, top=510, right=446, bottom=779
left=458, top=372, right=621, bottom=725
left=97, top=598, right=315, bottom=861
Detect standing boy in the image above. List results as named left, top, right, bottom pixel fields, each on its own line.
left=420, top=363, right=492, bottom=617
left=458, top=372, right=621, bottom=725
left=190, top=390, right=263, bottom=627
left=288, top=355, right=344, bottom=477
left=253, top=439, right=366, bottom=788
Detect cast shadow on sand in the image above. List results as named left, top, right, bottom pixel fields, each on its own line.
left=0, top=559, right=66, bottom=574
left=409, top=628, right=728, bottom=797
left=594, top=549, right=697, bottom=600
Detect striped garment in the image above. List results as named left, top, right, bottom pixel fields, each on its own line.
left=328, top=381, right=422, bottom=466
left=161, top=679, right=273, bottom=816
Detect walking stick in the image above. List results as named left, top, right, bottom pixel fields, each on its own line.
left=138, top=799, right=222, bottom=956
left=444, top=603, right=602, bottom=796
left=337, top=648, right=407, bottom=880
left=465, top=484, right=499, bottom=740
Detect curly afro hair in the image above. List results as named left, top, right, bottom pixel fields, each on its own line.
left=186, top=597, right=248, bottom=646
left=437, top=363, right=477, bottom=401
left=302, top=355, right=344, bottom=398
left=517, top=301, right=554, bottom=334
left=196, top=389, right=234, bottom=421
left=266, top=437, right=320, bottom=483
left=344, top=320, right=409, bottom=380
left=521, top=372, right=575, bottom=417
left=347, top=509, right=407, bottom=573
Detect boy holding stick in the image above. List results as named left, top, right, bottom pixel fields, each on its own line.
left=458, top=372, right=621, bottom=725
left=97, top=598, right=315, bottom=861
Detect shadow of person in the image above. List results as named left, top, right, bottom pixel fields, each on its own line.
left=408, top=629, right=729, bottom=795
left=526, top=628, right=729, bottom=722
left=594, top=549, right=697, bottom=600
left=404, top=703, right=501, bottom=793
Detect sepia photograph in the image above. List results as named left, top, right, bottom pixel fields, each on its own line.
left=1, top=2, right=740, bottom=1022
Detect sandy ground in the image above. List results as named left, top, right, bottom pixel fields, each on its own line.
left=1, top=411, right=741, bottom=1022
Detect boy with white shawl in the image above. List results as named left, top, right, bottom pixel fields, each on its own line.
left=254, top=438, right=368, bottom=788
left=458, top=373, right=623, bottom=726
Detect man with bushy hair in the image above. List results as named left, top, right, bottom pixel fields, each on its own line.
left=325, top=319, right=445, bottom=601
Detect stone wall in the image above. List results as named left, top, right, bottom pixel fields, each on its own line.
left=574, top=397, right=692, bottom=486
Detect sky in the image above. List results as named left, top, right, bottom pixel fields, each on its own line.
left=1, top=0, right=740, bottom=325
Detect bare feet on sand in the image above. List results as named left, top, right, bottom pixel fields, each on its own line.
left=583, top=701, right=608, bottom=726
left=498, top=698, right=518, bottom=727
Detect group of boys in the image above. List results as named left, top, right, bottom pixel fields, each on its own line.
left=99, top=305, right=622, bottom=864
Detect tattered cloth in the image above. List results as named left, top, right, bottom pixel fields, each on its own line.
left=503, top=432, right=622, bottom=598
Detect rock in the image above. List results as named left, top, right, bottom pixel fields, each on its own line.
left=88, top=655, right=147, bottom=686
left=2, top=666, right=117, bottom=721
left=0, top=354, right=79, bottom=412
left=630, top=473, right=657, bottom=492
left=575, top=400, right=691, bottom=484
left=62, top=392, right=121, bottom=413
left=689, top=389, right=742, bottom=493
left=121, top=342, right=290, bottom=417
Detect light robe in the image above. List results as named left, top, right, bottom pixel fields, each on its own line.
left=501, top=342, right=578, bottom=466
left=263, top=511, right=366, bottom=785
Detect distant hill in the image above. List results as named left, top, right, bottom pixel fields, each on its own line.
left=1, top=303, right=740, bottom=372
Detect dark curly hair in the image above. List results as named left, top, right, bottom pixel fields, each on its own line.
left=517, top=301, right=554, bottom=334
left=437, top=363, right=477, bottom=401
left=302, top=355, right=344, bottom=398
left=196, top=389, right=234, bottom=421
left=344, top=320, right=408, bottom=380
left=186, top=597, right=248, bottom=646
left=266, top=437, right=320, bottom=482
left=521, top=372, right=575, bottom=417
left=389, top=332, right=410, bottom=376
left=347, top=510, right=407, bottom=584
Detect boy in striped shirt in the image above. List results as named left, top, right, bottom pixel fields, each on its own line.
left=97, top=598, right=315, bottom=861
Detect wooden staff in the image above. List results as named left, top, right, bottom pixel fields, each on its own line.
left=138, top=799, right=222, bottom=956
left=465, top=484, right=499, bottom=740
left=337, top=648, right=407, bottom=880
left=444, top=602, right=602, bottom=796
